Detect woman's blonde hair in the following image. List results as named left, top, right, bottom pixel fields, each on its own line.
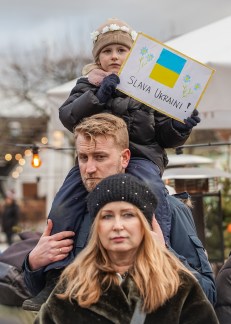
left=57, top=206, right=192, bottom=313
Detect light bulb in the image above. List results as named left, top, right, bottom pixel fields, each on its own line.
left=31, top=147, right=42, bottom=168
left=31, top=153, right=42, bottom=168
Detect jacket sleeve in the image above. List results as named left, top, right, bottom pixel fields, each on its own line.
left=59, top=80, right=106, bottom=132
left=22, top=254, right=46, bottom=296
left=179, top=278, right=219, bottom=324
left=154, top=111, right=191, bottom=148
left=168, top=196, right=216, bottom=305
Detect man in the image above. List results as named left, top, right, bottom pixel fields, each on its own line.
left=23, top=113, right=216, bottom=311
left=23, top=113, right=131, bottom=311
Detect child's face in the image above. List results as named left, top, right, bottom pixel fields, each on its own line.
left=98, top=44, right=130, bottom=73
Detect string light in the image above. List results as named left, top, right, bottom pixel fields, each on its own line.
left=19, top=158, right=26, bottom=166
left=31, top=146, right=42, bottom=168
left=15, top=153, right=22, bottom=160
left=4, top=142, right=75, bottom=169
left=24, top=149, right=32, bottom=157
left=41, top=137, right=48, bottom=145
left=5, top=153, right=12, bottom=161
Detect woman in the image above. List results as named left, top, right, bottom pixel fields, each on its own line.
left=35, top=174, right=218, bottom=324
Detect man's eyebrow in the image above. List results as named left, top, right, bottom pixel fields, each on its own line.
left=93, top=151, right=108, bottom=154
left=77, top=151, right=108, bottom=156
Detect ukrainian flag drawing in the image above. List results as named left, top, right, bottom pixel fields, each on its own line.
left=149, top=48, right=187, bottom=88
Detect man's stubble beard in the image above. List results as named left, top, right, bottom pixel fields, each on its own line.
left=84, top=178, right=100, bottom=192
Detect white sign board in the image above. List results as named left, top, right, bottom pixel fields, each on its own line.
left=117, top=33, right=215, bottom=122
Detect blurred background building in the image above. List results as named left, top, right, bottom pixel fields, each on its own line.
left=0, top=1, right=231, bottom=259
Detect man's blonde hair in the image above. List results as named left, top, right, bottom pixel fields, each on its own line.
left=74, top=113, right=129, bottom=150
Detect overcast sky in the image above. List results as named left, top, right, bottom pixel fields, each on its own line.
left=1, top=0, right=231, bottom=54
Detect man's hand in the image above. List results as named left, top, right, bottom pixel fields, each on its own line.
left=28, top=219, right=75, bottom=271
left=151, top=216, right=165, bottom=247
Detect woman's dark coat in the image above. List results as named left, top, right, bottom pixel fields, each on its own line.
left=59, top=78, right=190, bottom=175
left=35, top=272, right=218, bottom=324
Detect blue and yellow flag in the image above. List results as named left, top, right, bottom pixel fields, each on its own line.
left=149, top=48, right=187, bottom=88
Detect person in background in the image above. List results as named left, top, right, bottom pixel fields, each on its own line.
left=22, top=114, right=215, bottom=312
left=214, top=251, right=231, bottom=324
left=35, top=174, right=218, bottom=324
left=1, top=192, right=19, bottom=246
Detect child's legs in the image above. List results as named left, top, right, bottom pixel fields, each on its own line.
left=48, top=166, right=88, bottom=234
left=46, top=165, right=88, bottom=270
left=126, top=158, right=171, bottom=244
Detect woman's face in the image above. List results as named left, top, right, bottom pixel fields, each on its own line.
left=98, top=201, right=144, bottom=257
left=98, top=44, right=130, bottom=73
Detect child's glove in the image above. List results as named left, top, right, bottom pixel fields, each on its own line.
left=172, top=109, right=201, bottom=132
left=96, top=74, right=120, bottom=103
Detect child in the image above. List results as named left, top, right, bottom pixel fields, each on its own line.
left=56, top=17, right=200, bottom=244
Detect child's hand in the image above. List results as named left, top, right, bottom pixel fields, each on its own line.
left=172, top=109, right=201, bottom=132
left=96, top=74, right=120, bottom=103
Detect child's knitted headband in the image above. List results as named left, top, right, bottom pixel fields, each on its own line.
left=91, top=18, right=137, bottom=61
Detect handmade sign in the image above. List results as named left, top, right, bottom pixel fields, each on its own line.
left=117, top=33, right=215, bottom=122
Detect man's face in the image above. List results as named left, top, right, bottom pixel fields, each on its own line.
left=76, top=134, right=130, bottom=192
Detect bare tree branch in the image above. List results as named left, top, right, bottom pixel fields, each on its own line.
left=0, top=37, right=91, bottom=116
